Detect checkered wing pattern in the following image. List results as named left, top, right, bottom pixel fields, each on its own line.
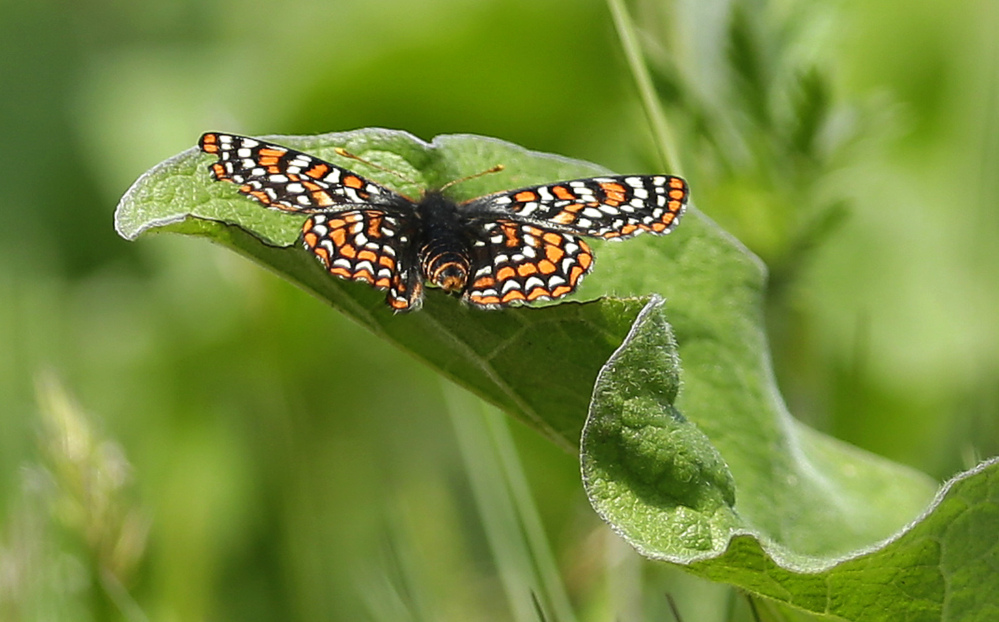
left=464, top=219, right=594, bottom=307
left=303, top=210, right=423, bottom=311
left=198, top=133, right=689, bottom=312
left=199, top=133, right=404, bottom=212
left=467, top=175, right=688, bottom=239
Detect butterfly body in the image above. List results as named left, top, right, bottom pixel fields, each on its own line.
left=413, top=191, right=474, bottom=294
left=198, top=132, right=688, bottom=312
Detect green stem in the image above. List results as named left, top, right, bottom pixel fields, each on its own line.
left=606, top=0, right=682, bottom=174
left=444, top=383, right=578, bottom=622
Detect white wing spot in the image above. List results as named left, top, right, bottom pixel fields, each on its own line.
left=524, top=276, right=545, bottom=290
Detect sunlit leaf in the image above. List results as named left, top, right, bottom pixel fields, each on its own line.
left=581, top=296, right=999, bottom=619
left=117, top=130, right=997, bottom=619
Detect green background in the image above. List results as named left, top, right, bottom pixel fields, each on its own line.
left=1, top=0, right=997, bottom=620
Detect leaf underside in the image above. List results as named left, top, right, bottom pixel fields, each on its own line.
left=117, top=129, right=996, bottom=620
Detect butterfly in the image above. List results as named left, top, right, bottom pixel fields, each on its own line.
left=199, top=132, right=688, bottom=312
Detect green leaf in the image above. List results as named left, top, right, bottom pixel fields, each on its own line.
left=117, top=129, right=648, bottom=450
left=117, top=130, right=996, bottom=618
left=581, top=298, right=740, bottom=555
left=695, top=458, right=999, bottom=621
left=582, top=297, right=999, bottom=620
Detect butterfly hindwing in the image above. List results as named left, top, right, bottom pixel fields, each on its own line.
left=465, top=175, right=688, bottom=240
left=464, top=219, right=594, bottom=307
left=199, top=132, right=404, bottom=213
left=303, top=210, right=423, bottom=311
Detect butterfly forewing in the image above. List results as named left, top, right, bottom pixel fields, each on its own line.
left=199, top=133, right=403, bottom=212
left=464, top=219, right=594, bottom=307
left=467, top=175, right=688, bottom=240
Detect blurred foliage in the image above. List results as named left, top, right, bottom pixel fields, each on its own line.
left=1, top=377, right=148, bottom=621
left=1, top=0, right=998, bottom=620
left=637, top=0, right=999, bottom=476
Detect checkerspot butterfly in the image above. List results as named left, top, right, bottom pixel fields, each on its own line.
left=199, top=133, right=688, bottom=312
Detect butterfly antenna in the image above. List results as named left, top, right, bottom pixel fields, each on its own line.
left=439, top=164, right=505, bottom=192
left=334, top=147, right=418, bottom=185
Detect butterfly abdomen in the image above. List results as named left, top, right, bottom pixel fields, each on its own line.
left=416, top=192, right=473, bottom=293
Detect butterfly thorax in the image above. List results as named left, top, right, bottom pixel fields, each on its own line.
left=415, top=192, right=472, bottom=293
